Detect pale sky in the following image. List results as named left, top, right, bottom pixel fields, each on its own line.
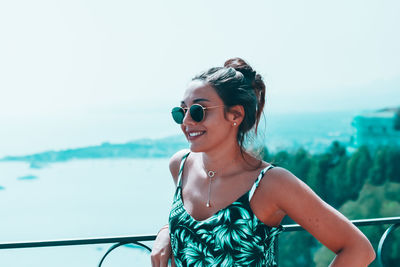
left=0, top=0, right=399, bottom=156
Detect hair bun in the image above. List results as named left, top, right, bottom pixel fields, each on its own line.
left=224, top=58, right=256, bottom=82
left=224, top=57, right=266, bottom=134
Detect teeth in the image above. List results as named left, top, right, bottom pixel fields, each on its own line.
left=189, top=132, right=203, bottom=137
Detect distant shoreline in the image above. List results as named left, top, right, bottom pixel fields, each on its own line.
left=0, top=135, right=189, bottom=164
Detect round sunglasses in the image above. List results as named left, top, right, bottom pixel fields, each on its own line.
left=171, top=104, right=225, bottom=124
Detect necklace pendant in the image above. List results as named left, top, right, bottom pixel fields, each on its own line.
left=206, top=202, right=211, bottom=207
left=207, top=170, right=215, bottom=178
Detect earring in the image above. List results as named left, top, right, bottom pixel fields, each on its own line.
left=233, top=122, right=237, bottom=126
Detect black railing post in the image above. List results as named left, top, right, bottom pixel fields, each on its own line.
left=377, top=222, right=400, bottom=267
left=98, top=241, right=152, bottom=267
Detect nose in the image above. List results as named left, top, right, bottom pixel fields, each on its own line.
left=182, top=108, right=196, bottom=126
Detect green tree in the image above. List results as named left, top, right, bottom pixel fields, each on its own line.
left=307, top=142, right=347, bottom=202
left=327, top=141, right=347, bottom=165
left=325, top=155, right=348, bottom=207
left=290, top=148, right=312, bottom=182
left=307, top=153, right=331, bottom=199
left=279, top=231, right=317, bottom=267
left=270, top=150, right=290, bottom=168
left=344, top=146, right=371, bottom=201
left=394, top=110, right=400, bottom=131
left=313, top=182, right=400, bottom=267
left=386, top=147, right=400, bottom=183
left=368, top=147, right=390, bottom=185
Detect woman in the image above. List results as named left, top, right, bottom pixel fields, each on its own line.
left=151, top=58, right=375, bottom=266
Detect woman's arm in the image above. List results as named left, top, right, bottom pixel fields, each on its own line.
left=256, top=167, right=376, bottom=266
left=150, top=149, right=189, bottom=267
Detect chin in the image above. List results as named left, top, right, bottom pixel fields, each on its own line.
left=188, top=142, right=215, bottom=153
left=189, top=143, right=203, bottom=153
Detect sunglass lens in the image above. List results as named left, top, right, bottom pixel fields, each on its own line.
left=171, top=107, right=185, bottom=124
left=190, top=104, right=204, bottom=122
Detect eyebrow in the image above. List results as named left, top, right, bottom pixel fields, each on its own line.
left=180, top=98, right=210, bottom=105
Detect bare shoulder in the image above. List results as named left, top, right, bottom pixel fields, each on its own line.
left=255, top=166, right=313, bottom=213
left=259, top=166, right=302, bottom=192
left=169, top=149, right=191, bottom=185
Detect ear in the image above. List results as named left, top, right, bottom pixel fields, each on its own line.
left=227, top=105, right=244, bottom=125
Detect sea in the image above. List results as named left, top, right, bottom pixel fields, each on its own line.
left=0, top=111, right=358, bottom=267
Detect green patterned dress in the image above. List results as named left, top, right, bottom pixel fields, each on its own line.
left=169, top=153, right=283, bottom=267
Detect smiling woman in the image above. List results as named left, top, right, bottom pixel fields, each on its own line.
left=150, top=58, right=376, bottom=267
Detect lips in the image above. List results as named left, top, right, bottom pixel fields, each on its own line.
left=186, top=130, right=206, bottom=141
left=189, top=131, right=204, bottom=137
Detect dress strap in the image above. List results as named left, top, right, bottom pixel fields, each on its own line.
left=177, top=152, right=190, bottom=187
left=249, top=165, right=274, bottom=201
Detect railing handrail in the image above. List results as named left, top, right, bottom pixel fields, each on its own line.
left=283, top=216, right=400, bottom=232
left=0, top=235, right=157, bottom=250
left=1, top=217, right=399, bottom=250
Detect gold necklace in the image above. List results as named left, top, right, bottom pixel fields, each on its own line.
left=202, top=157, right=238, bottom=208
left=205, top=170, right=216, bottom=207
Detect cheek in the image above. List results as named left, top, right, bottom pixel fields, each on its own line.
left=207, top=110, right=226, bottom=124
left=207, top=118, right=231, bottom=135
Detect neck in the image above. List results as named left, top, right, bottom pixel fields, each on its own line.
left=201, top=141, right=244, bottom=172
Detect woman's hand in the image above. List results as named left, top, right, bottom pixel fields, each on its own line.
left=151, top=225, right=175, bottom=267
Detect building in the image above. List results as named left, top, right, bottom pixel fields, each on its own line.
left=351, top=107, right=400, bottom=149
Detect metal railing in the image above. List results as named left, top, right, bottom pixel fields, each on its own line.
left=0, top=217, right=399, bottom=267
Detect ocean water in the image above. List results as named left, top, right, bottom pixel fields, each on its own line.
left=0, top=159, right=173, bottom=267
